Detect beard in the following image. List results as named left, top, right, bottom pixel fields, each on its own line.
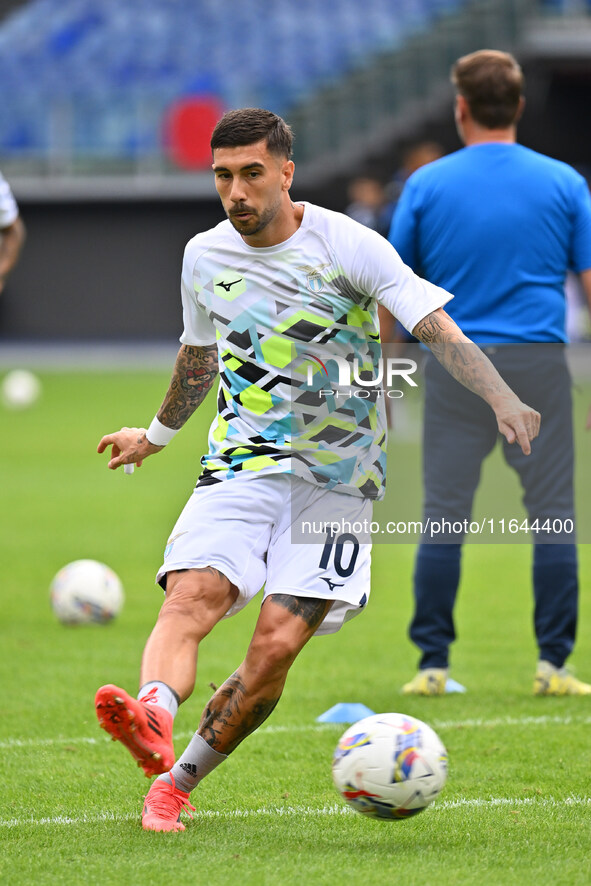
left=227, top=195, right=281, bottom=237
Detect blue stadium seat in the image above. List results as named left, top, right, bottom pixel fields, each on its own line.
left=0, top=0, right=472, bottom=162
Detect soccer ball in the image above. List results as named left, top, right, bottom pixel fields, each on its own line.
left=332, top=712, right=447, bottom=820
left=50, top=559, right=124, bottom=625
left=1, top=369, right=41, bottom=409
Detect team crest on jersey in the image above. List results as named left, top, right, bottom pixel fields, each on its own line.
left=298, top=262, right=331, bottom=294
left=307, top=272, right=324, bottom=293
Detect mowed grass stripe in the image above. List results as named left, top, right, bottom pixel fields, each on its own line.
left=1, top=713, right=590, bottom=751
left=2, top=797, right=590, bottom=829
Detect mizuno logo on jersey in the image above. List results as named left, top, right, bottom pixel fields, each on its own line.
left=216, top=278, right=243, bottom=292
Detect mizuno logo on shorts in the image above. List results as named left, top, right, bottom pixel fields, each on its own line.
left=320, top=576, right=345, bottom=592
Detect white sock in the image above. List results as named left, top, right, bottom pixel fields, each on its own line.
left=138, top=681, right=180, bottom=718
left=160, top=732, right=227, bottom=793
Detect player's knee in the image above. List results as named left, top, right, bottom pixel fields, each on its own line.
left=159, top=569, right=237, bottom=636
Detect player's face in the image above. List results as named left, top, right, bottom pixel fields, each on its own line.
left=212, top=140, right=294, bottom=243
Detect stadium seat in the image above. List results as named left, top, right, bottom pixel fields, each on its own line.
left=0, top=0, right=482, bottom=164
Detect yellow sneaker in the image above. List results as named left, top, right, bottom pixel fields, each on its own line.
left=533, top=660, right=591, bottom=696
left=402, top=668, right=447, bottom=696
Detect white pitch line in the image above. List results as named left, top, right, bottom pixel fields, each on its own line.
left=1, top=713, right=590, bottom=753
left=430, top=714, right=591, bottom=730
left=437, top=796, right=591, bottom=809
left=1, top=797, right=590, bottom=830
left=3, top=712, right=591, bottom=754
left=0, top=724, right=337, bottom=751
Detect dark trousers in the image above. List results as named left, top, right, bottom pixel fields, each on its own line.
left=411, top=346, right=578, bottom=670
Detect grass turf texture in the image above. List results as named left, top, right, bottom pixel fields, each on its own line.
left=1, top=370, right=590, bottom=886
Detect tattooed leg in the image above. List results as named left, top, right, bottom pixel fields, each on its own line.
left=198, top=594, right=332, bottom=754
left=268, top=593, right=332, bottom=629
left=199, top=672, right=280, bottom=755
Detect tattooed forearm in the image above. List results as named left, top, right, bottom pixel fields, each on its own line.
left=270, top=594, right=332, bottom=630
left=157, top=343, right=219, bottom=429
left=413, top=309, right=507, bottom=404
left=199, top=673, right=280, bottom=754
left=412, top=309, right=464, bottom=346
left=413, top=308, right=540, bottom=452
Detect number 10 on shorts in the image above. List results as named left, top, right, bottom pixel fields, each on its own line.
left=319, top=531, right=360, bottom=578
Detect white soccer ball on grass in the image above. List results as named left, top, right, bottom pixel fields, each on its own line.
left=1, top=369, right=41, bottom=409
left=50, top=559, right=124, bottom=625
left=332, top=712, right=448, bottom=819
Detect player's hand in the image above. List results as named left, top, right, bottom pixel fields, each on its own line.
left=97, top=426, right=163, bottom=470
left=494, top=397, right=541, bottom=456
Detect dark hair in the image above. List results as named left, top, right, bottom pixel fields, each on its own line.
left=210, top=108, right=294, bottom=159
left=451, top=50, right=523, bottom=129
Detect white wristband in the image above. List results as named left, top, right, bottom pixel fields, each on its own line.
left=145, top=417, right=179, bottom=447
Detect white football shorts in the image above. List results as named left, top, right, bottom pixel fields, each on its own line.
left=156, top=471, right=372, bottom=635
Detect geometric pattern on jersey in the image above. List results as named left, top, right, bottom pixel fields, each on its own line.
left=182, top=203, right=450, bottom=501
left=195, top=256, right=385, bottom=498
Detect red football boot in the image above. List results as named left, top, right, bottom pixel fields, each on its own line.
left=142, top=774, right=196, bottom=832
left=95, top=683, right=175, bottom=777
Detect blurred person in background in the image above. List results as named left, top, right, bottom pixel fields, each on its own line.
left=345, top=175, right=391, bottom=236
left=0, top=170, right=25, bottom=294
left=387, top=141, right=444, bottom=213
left=389, top=49, right=591, bottom=697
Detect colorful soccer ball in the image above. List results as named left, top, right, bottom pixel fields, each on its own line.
left=50, top=559, right=124, bottom=625
left=332, top=712, right=448, bottom=819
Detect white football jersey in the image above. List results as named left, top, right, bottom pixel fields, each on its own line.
left=180, top=201, right=452, bottom=499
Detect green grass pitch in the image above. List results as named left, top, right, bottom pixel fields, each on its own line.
left=1, top=369, right=590, bottom=885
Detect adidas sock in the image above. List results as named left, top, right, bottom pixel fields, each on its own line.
left=160, top=732, right=227, bottom=793
left=138, top=681, right=180, bottom=718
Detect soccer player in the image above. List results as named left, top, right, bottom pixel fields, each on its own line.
left=389, top=50, right=591, bottom=697
left=0, top=170, right=25, bottom=294
left=96, top=108, right=539, bottom=832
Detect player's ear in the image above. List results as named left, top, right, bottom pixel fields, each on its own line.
left=282, top=159, right=295, bottom=191
left=455, top=94, right=468, bottom=123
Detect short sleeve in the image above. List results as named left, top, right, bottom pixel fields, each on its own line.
left=179, top=243, right=217, bottom=346
left=350, top=226, right=453, bottom=335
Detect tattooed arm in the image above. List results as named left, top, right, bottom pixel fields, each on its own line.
left=156, top=343, right=219, bottom=429
left=97, top=343, right=219, bottom=470
left=412, top=309, right=541, bottom=455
